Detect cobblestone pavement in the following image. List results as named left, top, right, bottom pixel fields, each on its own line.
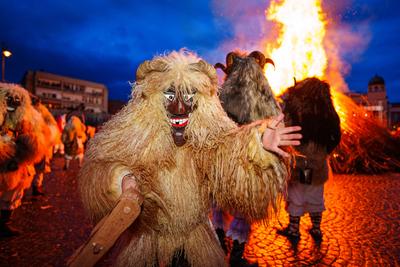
left=244, top=173, right=400, bottom=266
left=0, top=157, right=399, bottom=266
left=0, top=157, right=92, bottom=267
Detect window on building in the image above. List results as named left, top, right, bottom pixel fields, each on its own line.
left=37, top=79, right=61, bottom=89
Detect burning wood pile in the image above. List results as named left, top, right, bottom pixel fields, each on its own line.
left=330, top=91, right=400, bottom=173
left=258, top=0, right=400, bottom=173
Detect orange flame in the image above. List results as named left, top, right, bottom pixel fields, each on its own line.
left=258, top=0, right=400, bottom=173
left=262, top=0, right=353, bottom=132
left=264, top=0, right=328, bottom=96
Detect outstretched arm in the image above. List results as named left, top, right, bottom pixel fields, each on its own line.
left=207, top=116, right=301, bottom=221
left=262, top=113, right=302, bottom=157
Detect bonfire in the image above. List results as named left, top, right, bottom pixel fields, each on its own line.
left=261, top=0, right=400, bottom=173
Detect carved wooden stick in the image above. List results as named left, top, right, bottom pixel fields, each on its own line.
left=68, top=187, right=142, bottom=267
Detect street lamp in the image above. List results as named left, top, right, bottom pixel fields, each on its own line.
left=2, top=47, right=12, bottom=82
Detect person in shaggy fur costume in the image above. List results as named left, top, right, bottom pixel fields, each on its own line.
left=78, top=50, right=301, bottom=267
left=31, top=97, right=61, bottom=196
left=62, top=116, right=87, bottom=170
left=213, top=50, right=284, bottom=266
left=0, top=83, right=48, bottom=237
left=54, top=114, right=66, bottom=155
left=278, top=77, right=341, bottom=243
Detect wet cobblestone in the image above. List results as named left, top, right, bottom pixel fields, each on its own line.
left=0, top=157, right=91, bottom=267
left=0, top=157, right=399, bottom=266
left=244, top=173, right=400, bottom=266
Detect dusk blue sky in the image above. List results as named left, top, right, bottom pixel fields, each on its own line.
left=1, top=0, right=399, bottom=102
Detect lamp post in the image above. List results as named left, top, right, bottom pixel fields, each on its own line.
left=2, top=47, right=12, bottom=82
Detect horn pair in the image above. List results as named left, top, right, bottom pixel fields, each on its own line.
left=214, top=52, right=236, bottom=74
left=248, top=51, right=275, bottom=69
left=214, top=51, right=275, bottom=73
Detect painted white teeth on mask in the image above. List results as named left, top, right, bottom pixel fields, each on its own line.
left=6, top=107, right=15, bottom=111
left=170, top=118, right=188, bottom=125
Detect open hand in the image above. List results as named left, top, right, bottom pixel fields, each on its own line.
left=262, top=114, right=302, bottom=158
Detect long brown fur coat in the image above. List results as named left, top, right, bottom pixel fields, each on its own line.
left=79, top=51, right=288, bottom=267
left=282, top=77, right=341, bottom=185
left=214, top=50, right=288, bottom=224
left=218, top=51, right=280, bottom=124
left=0, top=83, right=48, bottom=192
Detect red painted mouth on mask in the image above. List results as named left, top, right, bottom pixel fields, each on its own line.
left=169, top=115, right=189, bottom=128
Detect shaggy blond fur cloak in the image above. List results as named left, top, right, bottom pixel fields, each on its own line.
left=0, top=83, right=48, bottom=193
left=35, top=102, right=61, bottom=150
left=79, top=51, right=287, bottom=267
left=31, top=102, right=60, bottom=174
left=62, top=116, right=87, bottom=156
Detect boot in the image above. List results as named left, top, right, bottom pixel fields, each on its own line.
left=277, top=215, right=300, bottom=243
left=309, top=227, right=323, bottom=243
left=309, top=212, right=323, bottom=243
left=32, top=185, right=45, bottom=196
left=0, top=210, right=21, bottom=238
left=277, top=227, right=300, bottom=243
left=229, top=240, right=258, bottom=267
left=215, top=228, right=228, bottom=254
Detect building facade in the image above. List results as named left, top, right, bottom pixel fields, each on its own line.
left=365, top=75, right=389, bottom=123
left=346, top=74, right=400, bottom=129
left=22, top=70, right=108, bottom=114
left=390, top=103, right=400, bottom=130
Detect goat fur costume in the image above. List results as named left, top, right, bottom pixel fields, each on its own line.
left=0, top=83, right=47, bottom=196
left=282, top=77, right=341, bottom=185
left=79, top=50, right=288, bottom=267
left=213, top=51, right=288, bottom=244
left=218, top=51, right=280, bottom=124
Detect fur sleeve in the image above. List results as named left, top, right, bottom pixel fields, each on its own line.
left=79, top=159, right=134, bottom=223
left=14, top=133, right=39, bottom=164
left=206, top=122, right=288, bottom=222
left=0, top=135, right=16, bottom=167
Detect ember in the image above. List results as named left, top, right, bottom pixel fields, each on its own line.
left=262, top=0, right=400, bottom=173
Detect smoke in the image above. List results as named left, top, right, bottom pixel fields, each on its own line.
left=323, top=0, right=371, bottom=91
left=208, top=0, right=371, bottom=92
left=207, top=0, right=274, bottom=63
